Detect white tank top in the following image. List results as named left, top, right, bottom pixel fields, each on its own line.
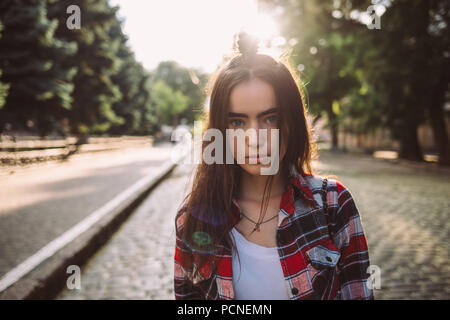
left=230, top=227, right=290, bottom=300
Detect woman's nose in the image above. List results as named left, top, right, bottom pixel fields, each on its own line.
left=246, top=120, right=261, bottom=148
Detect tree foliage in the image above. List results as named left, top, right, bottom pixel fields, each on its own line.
left=260, top=0, right=449, bottom=163
left=0, top=0, right=209, bottom=139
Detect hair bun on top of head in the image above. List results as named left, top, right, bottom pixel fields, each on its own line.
left=237, top=31, right=259, bottom=59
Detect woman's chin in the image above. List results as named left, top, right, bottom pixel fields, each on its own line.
left=239, top=163, right=273, bottom=176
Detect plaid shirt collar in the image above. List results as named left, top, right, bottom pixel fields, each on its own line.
left=230, top=165, right=319, bottom=227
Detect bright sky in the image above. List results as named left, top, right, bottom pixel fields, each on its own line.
left=109, top=0, right=282, bottom=73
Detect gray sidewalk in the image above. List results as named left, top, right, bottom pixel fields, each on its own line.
left=57, top=162, right=195, bottom=299
left=0, top=143, right=178, bottom=299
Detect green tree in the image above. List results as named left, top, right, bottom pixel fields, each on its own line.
left=152, top=61, right=208, bottom=124
left=108, top=20, right=156, bottom=135
left=47, top=0, right=123, bottom=138
left=0, top=21, right=10, bottom=110
left=0, top=0, right=77, bottom=136
left=262, top=0, right=450, bottom=164
left=350, top=0, right=450, bottom=163
left=260, top=0, right=363, bottom=150
left=426, top=0, right=450, bottom=165
left=151, top=80, right=189, bottom=127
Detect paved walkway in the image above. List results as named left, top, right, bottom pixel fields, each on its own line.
left=57, top=151, right=450, bottom=299
left=57, top=161, right=195, bottom=299
left=0, top=144, right=173, bottom=279
left=318, top=151, right=450, bottom=299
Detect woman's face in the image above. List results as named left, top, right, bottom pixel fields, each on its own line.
left=227, top=77, right=286, bottom=176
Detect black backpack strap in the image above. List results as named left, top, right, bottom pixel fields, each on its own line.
left=321, top=177, right=329, bottom=220
left=320, top=177, right=332, bottom=237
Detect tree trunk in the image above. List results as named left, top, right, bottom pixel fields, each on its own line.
left=398, top=122, right=423, bottom=161
left=428, top=108, right=450, bottom=167
left=427, top=64, right=450, bottom=166
left=328, top=107, right=339, bottom=150
left=422, top=0, right=449, bottom=165
left=342, top=129, right=347, bottom=152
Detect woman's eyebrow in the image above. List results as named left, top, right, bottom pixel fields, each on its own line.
left=228, top=107, right=277, bottom=118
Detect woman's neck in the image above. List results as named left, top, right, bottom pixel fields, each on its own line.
left=238, top=168, right=287, bottom=202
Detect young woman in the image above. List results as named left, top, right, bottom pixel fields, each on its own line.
left=174, top=32, right=374, bottom=300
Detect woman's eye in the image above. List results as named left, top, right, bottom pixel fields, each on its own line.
left=230, top=119, right=244, bottom=127
left=265, top=115, right=277, bottom=125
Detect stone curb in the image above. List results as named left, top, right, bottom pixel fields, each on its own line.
left=0, top=160, right=177, bottom=300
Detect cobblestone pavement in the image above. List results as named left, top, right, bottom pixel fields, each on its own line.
left=57, top=151, right=450, bottom=300
left=318, top=151, right=450, bottom=300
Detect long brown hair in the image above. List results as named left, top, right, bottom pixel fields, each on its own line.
left=179, top=40, right=318, bottom=282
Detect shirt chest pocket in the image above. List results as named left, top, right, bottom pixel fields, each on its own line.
left=305, top=243, right=341, bottom=299
left=306, top=244, right=341, bottom=269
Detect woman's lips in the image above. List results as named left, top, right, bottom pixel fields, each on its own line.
left=245, top=155, right=270, bottom=164
left=245, top=155, right=270, bottom=158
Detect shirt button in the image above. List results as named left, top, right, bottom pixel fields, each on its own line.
left=326, top=256, right=332, bottom=262
left=291, top=287, right=299, bottom=295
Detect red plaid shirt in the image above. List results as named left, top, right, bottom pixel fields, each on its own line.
left=174, top=168, right=374, bottom=300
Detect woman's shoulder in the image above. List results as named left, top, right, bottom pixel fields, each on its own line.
left=175, top=203, right=189, bottom=233
left=304, top=173, right=354, bottom=207
left=303, top=173, right=348, bottom=191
